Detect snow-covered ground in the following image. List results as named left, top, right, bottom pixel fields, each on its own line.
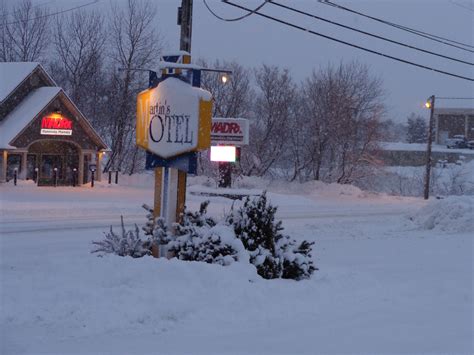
left=1, top=176, right=472, bottom=354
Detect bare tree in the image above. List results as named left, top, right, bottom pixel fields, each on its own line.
left=287, top=62, right=385, bottom=184
left=241, top=64, right=296, bottom=177
left=104, top=0, right=163, bottom=173
left=50, top=10, right=106, bottom=105
left=199, top=59, right=252, bottom=118
left=49, top=9, right=106, bottom=128
left=0, top=0, right=50, bottom=62
left=323, top=62, right=385, bottom=183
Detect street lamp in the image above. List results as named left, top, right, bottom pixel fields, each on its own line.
left=423, top=95, right=435, bottom=200
left=220, top=73, right=229, bottom=84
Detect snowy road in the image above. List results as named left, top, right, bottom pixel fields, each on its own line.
left=1, top=180, right=472, bottom=354
left=0, top=210, right=409, bottom=234
left=0, top=181, right=420, bottom=233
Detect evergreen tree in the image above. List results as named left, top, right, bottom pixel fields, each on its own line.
left=227, top=191, right=316, bottom=280
left=406, top=113, right=428, bottom=143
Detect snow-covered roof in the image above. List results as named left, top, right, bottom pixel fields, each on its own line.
left=380, top=142, right=474, bottom=155
left=0, top=87, right=61, bottom=149
left=0, top=62, right=41, bottom=103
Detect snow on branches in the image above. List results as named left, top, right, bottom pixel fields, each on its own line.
left=92, top=193, right=316, bottom=281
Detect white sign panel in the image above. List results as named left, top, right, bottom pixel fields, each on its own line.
left=40, top=129, right=72, bottom=136
left=137, top=77, right=212, bottom=159
left=211, top=118, right=249, bottom=145
left=210, top=146, right=236, bottom=162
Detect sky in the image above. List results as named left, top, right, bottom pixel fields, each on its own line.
left=158, top=0, right=474, bottom=123
left=8, top=0, right=474, bottom=123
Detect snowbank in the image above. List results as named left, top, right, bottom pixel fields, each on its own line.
left=231, top=175, right=368, bottom=199
left=409, top=196, right=474, bottom=233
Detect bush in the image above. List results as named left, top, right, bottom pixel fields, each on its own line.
left=227, top=191, right=316, bottom=280
left=93, top=194, right=316, bottom=281
left=167, top=201, right=245, bottom=266
left=92, top=216, right=150, bottom=258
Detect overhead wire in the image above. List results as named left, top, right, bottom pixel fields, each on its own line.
left=0, top=0, right=100, bottom=27
left=436, top=97, right=474, bottom=100
left=319, top=0, right=474, bottom=51
left=203, top=0, right=268, bottom=22
left=270, top=1, right=473, bottom=65
left=221, top=0, right=474, bottom=81
left=1, top=0, right=56, bottom=20
left=449, top=0, right=474, bottom=12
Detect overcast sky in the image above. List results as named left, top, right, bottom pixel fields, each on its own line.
left=157, top=0, right=474, bottom=123
left=13, top=0, right=474, bottom=123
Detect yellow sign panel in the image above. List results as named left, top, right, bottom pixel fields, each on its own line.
left=136, top=78, right=213, bottom=158
left=197, top=99, right=212, bottom=151
left=136, top=89, right=152, bottom=150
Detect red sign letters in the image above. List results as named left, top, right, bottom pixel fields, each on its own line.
left=41, top=116, right=72, bottom=130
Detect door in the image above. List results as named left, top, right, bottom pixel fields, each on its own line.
left=40, top=154, right=63, bottom=185
left=26, top=154, right=37, bottom=180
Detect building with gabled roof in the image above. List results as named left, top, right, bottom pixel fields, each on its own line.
left=0, top=62, right=108, bottom=185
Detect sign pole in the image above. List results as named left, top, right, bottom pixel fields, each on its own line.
left=424, top=95, right=435, bottom=200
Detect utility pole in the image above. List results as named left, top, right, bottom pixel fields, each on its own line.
left=179, top=0, right=193, bottom=52
left=424, top=95, right=435, bottom=200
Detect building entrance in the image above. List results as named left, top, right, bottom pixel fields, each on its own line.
left=28, top=141, right=79, bottom=186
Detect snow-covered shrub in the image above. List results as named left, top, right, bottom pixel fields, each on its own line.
left=142, top=204, right=168, bottom=248
left=279, top=239, right=316, bottom=280
left=93, top=195, right=316, bottom=281
left=92, top=216, right=150, bottom=258
left=166, top=201, right=244, bottom=266
left=227, top=191, right=316, bottom=280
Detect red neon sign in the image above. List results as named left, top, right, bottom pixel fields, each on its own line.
left=40, top=114, right=73, bottom=136
left=41, top=116, right=72, bottom=130
left=211, top=122, right=242, bottom=134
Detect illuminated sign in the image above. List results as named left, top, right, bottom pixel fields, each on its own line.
left=40, top=114, right=73, bottom=136
left=211, top=118, right=249, bottom=145
left=210, top=146, right=236, bottom=162
left=136, top=77, right=212, bottom=159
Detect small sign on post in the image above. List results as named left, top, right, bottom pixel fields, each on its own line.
left=211, top=118, right=249, bottom=146
left=210, top=118, right=249, bottom=188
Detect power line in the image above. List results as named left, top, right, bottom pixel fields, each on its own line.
left=203, top=0, right=268, bottom=22
left=449, top=0, right=474, bottom=12
left=320, top=0, right=474, bottom=52
left=222, top=1, right=474, bottom=82
left=436, top=97, right=474, bottom=100
left=270, top=1, right=473, bottom=66
left=1, top=0, right=56, bottom=20
left=0, top=0, right=100, bottom=27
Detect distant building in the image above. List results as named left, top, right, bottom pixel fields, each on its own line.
left=379, top=142, right=474, bottom=166
left=434, top=108, right=474, bottom=144
left=0, top=62, right=108, bottom=185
